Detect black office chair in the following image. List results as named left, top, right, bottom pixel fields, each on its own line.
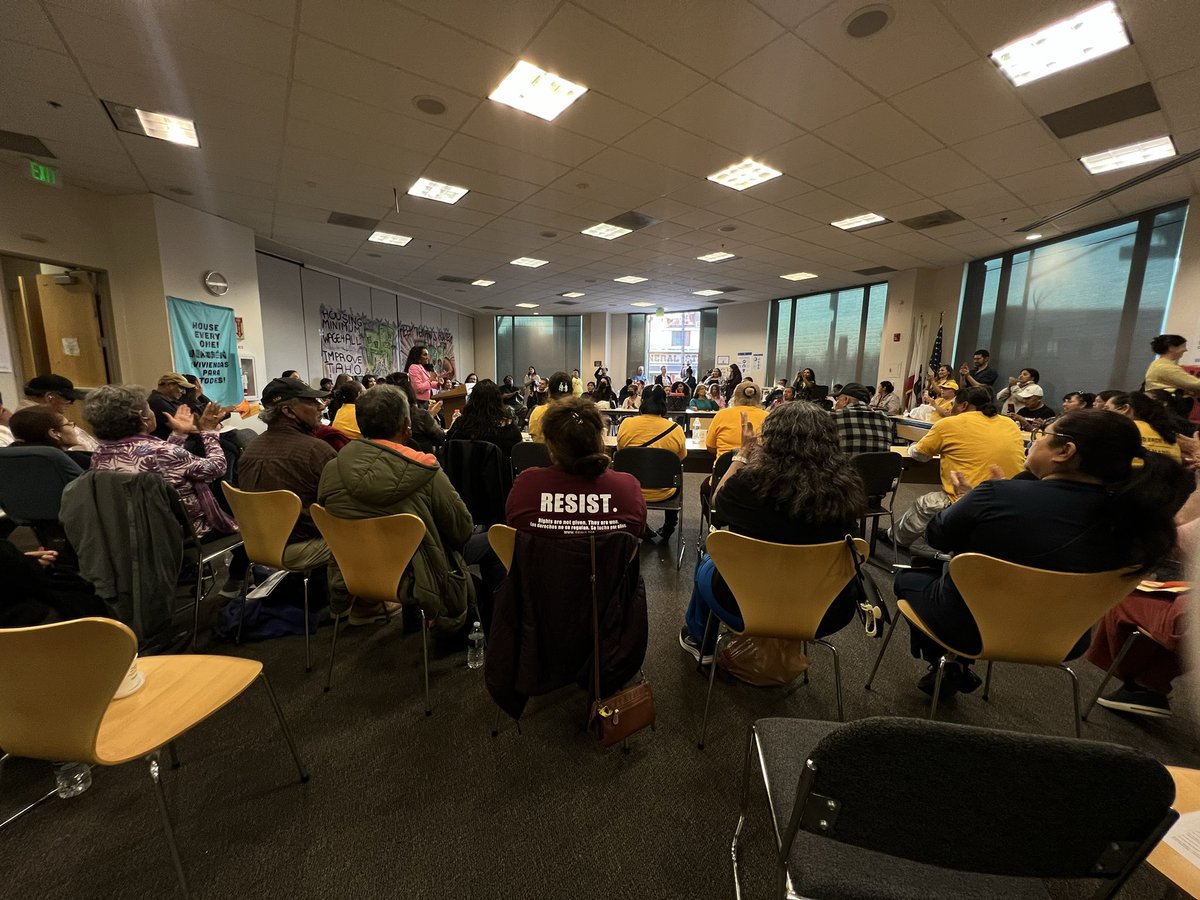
left=0, top=445, right=82, bottom=555
left=698, top=449, right=736, bottom=559
left=442, top=439, right=510, bottom=527
left=612, top=447, right=685, bottom=569
left=510, top=440, right=552, bottom=478
left=734, top=716, right=1178, bottom=900
left=850, top=451, right=903, bottom=565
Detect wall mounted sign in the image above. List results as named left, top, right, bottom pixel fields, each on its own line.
left=202, top=271, right=229, bottom=296
left=319, top=304, right=456, bottom=380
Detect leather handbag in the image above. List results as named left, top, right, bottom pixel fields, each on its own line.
left=846, top=535, right=890, bottom=638
left=586, top=536, right=656, bottom=747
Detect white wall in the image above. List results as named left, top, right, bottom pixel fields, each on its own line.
left=1162, top=194, right=1200, bottom=365
left=713, top=300, right=770, bottom=383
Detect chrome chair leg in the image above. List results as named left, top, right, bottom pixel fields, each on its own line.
left=731, top=724, right=758, bottom=900
left=259, top=673, right=309, bottom=782
left=420, top=608, right=431, bottom=717
left=697, top=614, right=722, bottom=750
left=302, top=572, right=311, bottom=673
left=816, top=639, right=844, bottom=722
left=676, top=505, right=685, bottom=571
left=982, top=660, right=995, bottom=701
left=324, top=610, right=342, bottom=693
left=1082, top=629, right=1140, bottom=722
left=147, top=750, right=190, bottom=897
left=697, top=612, right=715, bottom=675
left=929, top=656, right=949, bottom=721
left=1061, top=664, right=1083, bottom=738
left=864, top=611, right=901, bottom=690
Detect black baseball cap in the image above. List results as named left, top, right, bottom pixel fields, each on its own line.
left=834, top=382, right=871, bottom=403
left=25, top=374, right=76, bottom=401
left=261, top=377, right=329, bottom=406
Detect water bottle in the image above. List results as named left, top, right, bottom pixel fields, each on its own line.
left=466, top=621, right=485, bottom=669
left=54, top=762, right=92, bottom=799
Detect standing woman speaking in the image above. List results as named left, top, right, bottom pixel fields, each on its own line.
left=405, top=344, right=434, bottom=407
left=1144, top=334, right=1200, bottom=416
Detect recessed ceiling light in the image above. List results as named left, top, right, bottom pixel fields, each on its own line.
left=693, top=289, right=724, bottom=296
left=472, top=279, right=495, bottom=286
left=489, top=60, right=587, bottom=121
left=991, top=1, right=1130, bottom=87
left=581, top=223, right=633, bottom=240
left=515, top=302, right=540, bottom=308
left=368, top=230, right=412, bottom=246
left=780, top=272, right=819, bottom=281
left=697, top=251, right=736, bottom=262
left=1025, top=234, right=1043, bottom=241
left=707, top=158, right=782, bottom=191
left=102, top=100, right=199, bottom=146
left=408, top=177, right=468, bottom=204
left=614, top=275, right=648, bottom=283
left=510, top=257, right=549, bottom=267
left=830, top=212, right=888, bottom=231
left=560, top=291, right=585, bottom=298
left=1080, top=135, right=1176, bottom=174
left=631, top=302, right=654, bottom=307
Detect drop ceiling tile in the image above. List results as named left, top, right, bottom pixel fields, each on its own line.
left=213, top=0, right=297, bottom=28
left=0, top=40, right=90, bottom=96
left=1156, top=66, right=1200, bottom=134
left=718, top=34, right=877, bottom=131
left=1115, top=0, right=1197, bottom=80
left=817, top=103, right=942, bottom=169
left=3, top=0, right=68, bottom=51
left=827, top=171, right=923, bottom=209
left=765, top=134, right=872, bottom=187
left=661, top=82, right=801, bottom=157
left=1015, top=48, right=1150, bottom=118
left=933, top=181, right=1025, bottom=219
left=1, top=90, right=124, bottom=151
left=288, top=82, right=454, bottom=157
left=616, top=120, right=733, bottom=178
left=285, top=118, right=429, bottom=178
left=953, top=121, right=1070, bottom=182
left=441, top=132, right=570, bottom=186
left=396, top=0, right=557, bottom=55
left=578, top=147, right=695, bottom=196
left=1001, top=161, right=1098, bottom=205
left=1056, top=111, right=1173, bottom=159
left=891, top=60, right=1032, bottom=145
left=458, top=103, right=605, bottom=168
left=785, top=189, right=877, bottom=223
left=737, top=204, right=821, bottom=235
left=885, top=149, right=991, bottom=196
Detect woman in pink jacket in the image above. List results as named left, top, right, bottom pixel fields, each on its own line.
left=405, top=345, right=434, bottom=405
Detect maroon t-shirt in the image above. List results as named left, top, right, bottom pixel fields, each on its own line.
left=506, top=466, right=647, bottom=537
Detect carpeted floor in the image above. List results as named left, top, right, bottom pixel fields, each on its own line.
left=4, top=477, right=1198, bottom=899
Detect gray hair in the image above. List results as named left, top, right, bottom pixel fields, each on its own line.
left=355, top=384, right=410, bottom=439
left=259, top=403, right=289, bottom=426
left=85, top=384, right=149, bottom=440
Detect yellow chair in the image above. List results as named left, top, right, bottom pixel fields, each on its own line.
left=0, top=617, right=306, bottom=897
left=697, top=533, right=869, bottom=748
left=865, top=553, right=1142, bottom=736
left=221, top=484, right=315, bottom=672
left=487, top=523, right=516, bottom=572
left=309, top=506, right=429, bottom=710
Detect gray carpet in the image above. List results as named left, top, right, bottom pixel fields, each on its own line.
left=4, top=477, right=1198, bottom=899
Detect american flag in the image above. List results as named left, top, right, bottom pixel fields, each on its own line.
left=928, top=322, right=943, bottom=374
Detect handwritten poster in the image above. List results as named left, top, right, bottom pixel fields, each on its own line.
left=319, top=305, right=456, bottom=381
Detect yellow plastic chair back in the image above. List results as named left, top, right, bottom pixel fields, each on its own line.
left=310, top=506, right=426, bottom=604
left=0, top=617, right=135, bottom=763
left=706, top=532, right=868, bottom=641
left=488, top=524, right=517, bottom=572
left=935, top=553, right=1142, bottom=663
left=221, top=484, right=301, bottom=569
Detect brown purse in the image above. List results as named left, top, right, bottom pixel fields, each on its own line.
left=586, top=536, right=656, bottom=747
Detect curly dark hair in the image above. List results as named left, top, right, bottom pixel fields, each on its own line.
left=453, top=380, right=507, bottom=441
left=736, top=402, right=866, bottom=521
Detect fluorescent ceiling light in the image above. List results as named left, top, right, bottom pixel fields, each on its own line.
left=1080, top=135, right=1176, bottom=174
left=408, top=177, right=469, bottom=204
left=1024, top=234, right=1042, bottom=242
left=706, top=158, right=782, bottom=191
left=780, top=272, right=818, bottom=281
left=472, top=279, right=495, bottom=286
left=515, top=302, right=540, bottom=308
left=489, top=60, right=587, bottom=121
left=991, top=1, right=1130, bottom=87
left=510, top=257, right=549, bottom=267
left=368, top=231, right=412, bottom=246
left=631, top=302, right=654, bottom=307
left=581, top=223, right=633, bottom=240
left=103, top=100, right=200, bottom=146
left=697, top=251, right=736, bottom=262
left=693, top=289, right=723, bottom=296
left=614, top=275, right=648, bottom=283
left=560, top=291, right=585, bottom=298
left=830, top=212, right=887, bottom=231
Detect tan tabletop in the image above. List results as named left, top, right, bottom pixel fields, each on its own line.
left=1151, top=766, right=1200, bottom=895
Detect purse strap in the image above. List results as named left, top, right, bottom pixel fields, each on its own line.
left=590, top=534, right=602, bottom=702
left=636, top=422, right=680, bottom=448
left=844, top=534, right=885, bottom=637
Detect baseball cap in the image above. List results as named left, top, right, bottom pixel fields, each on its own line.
left=939, top=380, right=960, bottom=391
left=834, top=382, right=871, bottom=403
left=1024, top=384, right=1045, bottom=398
left=261, top=377, right=330, bottom=406
left=25, top=374, right=76, bottom=401
left=158, top=372, right=191, bottom=388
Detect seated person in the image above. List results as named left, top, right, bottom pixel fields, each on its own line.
left=894, top=410, right=1192, bottom=697
left=769, top=385, right=795, bottom=410
left=929, top=379, right=958, bottom=420
left=445, top=380, right=524, bottom=464
left=680, top=402, right=867, bottom=661
left=0, top=541, right=105, bottom=628
left=891, top=385, right=1026, bottom=551
left=85, top=384, right=249, bottom=595
left=591, top=377, right=617, bottom=409
left=330, top=380, right=365, bottom=440
left=621, top=381, right=643, bottom=410
left=1087, top=587, right=1188, bottom=718
left=528, top=372, right=572, bottom=441
left=871, top=380, right=903, bottom=416
left=995, top=367, right=1042, bottom=412
left=830, top=382, right=894, bottom=454
left=706, top=381, right=767, bottom=456
left=1011, top=385, right=1055, bottom=429
left=318, top=385, right=473, bottom=638
left=390, top=373, right=445, bottom=455
left=688, top=384, right=719, bottom=412
left=1061, top=391, right=1096, bottom=412
left=507, top=397, right=647, bottom=537
left=1104, top=391, right=1183, bottom=462
left=8, top=405, right=92, bottom=469
left=0, top=401, right=11, bottom=447
left=20, top=374, right=98, bottom=451
left=147, top=373, right=192, bottom=440
left=616, top=385, right=686, bottom=544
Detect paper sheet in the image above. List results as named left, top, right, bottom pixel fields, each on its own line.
left=1163, top=810, right=1200, bottom=866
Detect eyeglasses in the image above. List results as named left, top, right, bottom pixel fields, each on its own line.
left=60, top=419, right=75, bottom=427
left=1033, top=425, right=1073, bottom=443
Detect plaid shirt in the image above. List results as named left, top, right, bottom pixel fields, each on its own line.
left=831, top=401, right=894, bottom=454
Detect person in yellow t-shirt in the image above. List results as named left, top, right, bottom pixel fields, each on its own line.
left=1102, top=391, right=1185, bottom=463
left=616, top=385, right=686, bottom=543
left=706, top=381, right=768, bottom=456
left=330, top=380, right=365, bottom=440
left=891, top=385, right=1026, bottom=551
left=930, top=379, right=959, bottom=420
left=528, top=371, right=573, bottom=441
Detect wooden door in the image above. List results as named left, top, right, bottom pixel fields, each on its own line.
left=35, top=273, right=108, bottom=387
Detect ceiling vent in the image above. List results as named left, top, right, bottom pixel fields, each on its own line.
left=554, top=299, right=578, bottom=306
left=1042, top=83, right=1160, bottom=139
left=480, top=305, right=503, bottom=310
left=717, top=286, right=743, bottom=293
left=0, top=129, right=54, bottom=157
left=900, top=209, right=964, bottom=230
left=436, top=275, right=475, bottom=284
left=855, top=265, right=897, bottom=275
left=709, top=297, right=737, bottom=305
left=326, top=211, right=379, bottom=230
left=845, top=4, right=893, bottom=38
left=606, top=210, right=661, bottom=232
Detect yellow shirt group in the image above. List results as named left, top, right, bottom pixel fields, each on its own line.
left=331, top=404, right=362, bottom=440
left=705, top=405, right=769, bottom=456
left=528, top=402, right=550, bottom=441
left=616, top=414, right=686, bottom=502
left=911, top=410, right=1026, bottom=498
left=1136, top=419, right=1183, bottom=461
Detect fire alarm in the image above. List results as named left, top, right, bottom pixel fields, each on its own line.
left=893, top=332, right=901, bottom=342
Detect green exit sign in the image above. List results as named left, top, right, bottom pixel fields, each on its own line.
left=28, top=160, right=58, bottom=186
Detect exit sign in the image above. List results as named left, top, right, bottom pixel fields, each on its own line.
left=27, top=160, right=59, bottom=187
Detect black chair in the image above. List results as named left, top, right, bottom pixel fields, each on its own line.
left=168, top=486, right=244, bottom=648
left=698, top=449, right=736, bottom=559
left=850, top=451, right=903, bottom=565
left=733, top=716, right=1178, bottom=900
left=612, top=447, right=685, bottom=569
left=0, top=445, right=82, bottom=554
left=510, top=440, right=551, bottom=478
left=442, top=439, right=509, bottom=527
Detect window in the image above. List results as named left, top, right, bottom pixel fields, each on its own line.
left=954, top=202, right=1187, bottom=405
left=495, top=315, right=582, bottom=382
left=768, top=282, right=889, bottom=388
left=646, top=310, right=700, bottom=376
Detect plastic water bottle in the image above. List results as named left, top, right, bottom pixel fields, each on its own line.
left=466, top=621, right=485, bottom=669
left=54, top=762, right=92, bottom=798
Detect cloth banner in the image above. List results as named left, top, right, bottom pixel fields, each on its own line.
left=166, top=296, right=241, bottom=406
left=319, top=304, right=456, bottom=381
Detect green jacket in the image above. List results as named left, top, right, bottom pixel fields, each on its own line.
left=318, top=439, right=474, bottom=632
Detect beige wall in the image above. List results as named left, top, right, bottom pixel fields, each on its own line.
left=473, top=315, right=496, bottom=380
left=877, top=266, right=965, bottom=395
left=713, top=300, right=770, bottom=383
